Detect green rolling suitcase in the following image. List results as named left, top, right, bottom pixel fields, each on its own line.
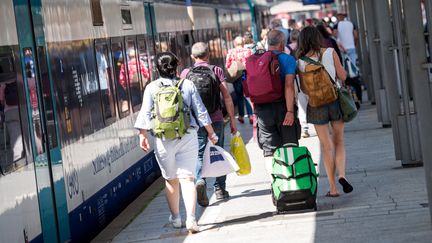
left=271, top=146, right=318, bottom=212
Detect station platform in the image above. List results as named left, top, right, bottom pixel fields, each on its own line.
left=92, top=103, right=432, bottom=243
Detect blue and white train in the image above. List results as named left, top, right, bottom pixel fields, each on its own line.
left=0, top=0, right=268, bottom=242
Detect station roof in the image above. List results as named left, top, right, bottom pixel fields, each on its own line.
left=148, top=0, right=277, bottom=7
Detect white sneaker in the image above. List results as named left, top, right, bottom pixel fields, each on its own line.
left=169, top=215, right=182, bottom=228
left=186, top=219, right=200, bottom=233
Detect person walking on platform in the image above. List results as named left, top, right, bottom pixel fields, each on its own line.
left=334, top=13, right=359, bottom=74
left=249, top=29, right=300, bottom=177
left=181, top=42, right=237, bottom=206
left=225, top=36, right=253, bottom=124
left=285, top=29, right=311, bottom=138
left=271, top=18, right=290, bottom=47
left=256, top=28, right=269, bottom=51
left=297, top=26, right=354, bottom=197
left=135, top=52, right=218, bottom=233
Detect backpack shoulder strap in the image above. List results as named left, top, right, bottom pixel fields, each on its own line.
left=206, top=64, right=221, bottom=83
left=287, top=45, right=293, bottom=54
left=300, top=56, right=321, bottom=66
left=175, top=78, right=185, bottom=89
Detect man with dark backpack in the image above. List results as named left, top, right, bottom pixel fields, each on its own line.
left=181, top=42, right=237, bottom=206
left=244, top=29, right=300, bottom=177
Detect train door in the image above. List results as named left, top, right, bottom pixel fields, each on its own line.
left=12, top=1, right=70, bottom=242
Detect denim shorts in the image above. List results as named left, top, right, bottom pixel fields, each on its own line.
left=307, top=100, right=342, bottom=125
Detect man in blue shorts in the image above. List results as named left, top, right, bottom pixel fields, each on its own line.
left=254, top=30, right=300, bottom=175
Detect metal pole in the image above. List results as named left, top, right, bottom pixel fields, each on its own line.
left=362, top=0, right=391, bottom=126
left=390, top=0, right=423, bottom=166
left=372, top=0, right=404, bottom=162
left=425, top=0, right=432, bottom=65
left=401, top=0, right=432, bottom=223
left=247, top=0, right=259, bottom=43
left=425, top=0, right=432, bottom=88
left=353, top=0, right=375, bottom=104
left=185, top=0, right=194, bottom=30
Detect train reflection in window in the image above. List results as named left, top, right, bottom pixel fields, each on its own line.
left=23, top=48, right=44, bottom=156
left=0, top=54, right=26, bottom=174
left=123, top=37, right=148, bottom=111
left=142, top=36, right=157, bottom=80
left=111, top=41, right=130, bottom=117
left=95, top=42, right=116, bottom=123
left=137, top=37, right=152, bottom=87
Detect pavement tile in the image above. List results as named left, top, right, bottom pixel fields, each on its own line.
left=93, top=104, right=432, bottom=243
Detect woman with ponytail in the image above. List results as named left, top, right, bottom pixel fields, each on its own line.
left=135, top=52, right=217, bottom=233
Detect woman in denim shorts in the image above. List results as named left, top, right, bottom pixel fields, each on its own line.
left=297, top=26, right=353, bottom=197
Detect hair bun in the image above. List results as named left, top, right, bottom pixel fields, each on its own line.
left=156, top=52, right=179, bottom=79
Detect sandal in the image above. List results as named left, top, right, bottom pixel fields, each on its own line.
left=325, top=191, right=340, bottom=197
left=339, top=178, right=353, bottom=193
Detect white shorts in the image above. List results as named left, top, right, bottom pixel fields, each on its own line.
left=154, top=129, right=198, bottom=180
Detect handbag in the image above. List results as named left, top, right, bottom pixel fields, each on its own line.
left=327, top=72, right=358, bottom=123
left=337, top=86, right=358, bottom=122
left=226, top=49, right=246, bottom=83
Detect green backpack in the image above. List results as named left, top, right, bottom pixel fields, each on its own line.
left=271, top=146, right=318, bottom=211
left=152, top=79, right=190, bottom=139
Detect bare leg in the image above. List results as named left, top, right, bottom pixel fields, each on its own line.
left=179, top=177, right=197, bottom=220
left=165, top=179, right=180, bottom=217
left=331, top=120, right=346, bottom=179
left=314, top=124, right=338, bottom=195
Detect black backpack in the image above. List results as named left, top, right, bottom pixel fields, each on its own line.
left=186, top=65, right=221, bottom=114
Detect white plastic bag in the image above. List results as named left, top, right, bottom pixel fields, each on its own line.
left=345, top=56, right=359, bottom=78
left=202, top=140, right=239, bottom=178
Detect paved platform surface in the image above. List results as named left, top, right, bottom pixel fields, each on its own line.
left=93, top=103, right=432, bottom=243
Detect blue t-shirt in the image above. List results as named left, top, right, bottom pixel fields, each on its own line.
left=272, top=50, right=296, bottom=82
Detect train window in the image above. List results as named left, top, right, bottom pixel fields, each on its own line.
left=0, top=55, right=14, bottom=75
left=90, top=0, right=104, bottom=26
left=158, top=33, right=170, bottom=52
left=0, top=52, right=26, bottom=174
left=183, top=34, right=190, bottom=46
left=121, top=9, right=133, bottom=30
left=95, top=42, right=116, bottom=124
left=192, top=31, right=199, bottom=43
left=125, top=37, right=147, bottom=112
left=137, top=37, right=152, bottom=84
left=145, top=36, right=158, bottom=79
left=111, top=41, right=130, bottom=118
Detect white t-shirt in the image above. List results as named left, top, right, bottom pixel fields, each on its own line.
left=298, top=48, right=337, bottom=82
left=337, top=20, right=356, bottom=50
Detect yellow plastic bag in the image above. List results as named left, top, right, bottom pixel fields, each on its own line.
left=230, top=133, right=251, bottom=175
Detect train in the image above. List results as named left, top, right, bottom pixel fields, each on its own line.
left=0, top=0, right=270, bottom=242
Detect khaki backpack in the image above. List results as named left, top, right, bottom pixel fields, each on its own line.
left=298, top=49, right=338, bottom=107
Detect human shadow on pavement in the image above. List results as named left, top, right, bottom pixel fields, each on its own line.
left=208, top=188, right=271, bottom=207
left=199, top=211, right=275, bottom=229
